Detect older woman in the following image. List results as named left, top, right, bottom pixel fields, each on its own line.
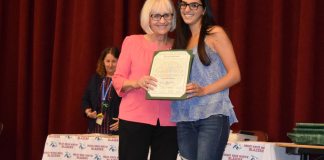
left=112, top=0, right=178, bottom=159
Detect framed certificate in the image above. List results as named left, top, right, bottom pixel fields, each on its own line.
left=146, top=50, right=193, bottom=100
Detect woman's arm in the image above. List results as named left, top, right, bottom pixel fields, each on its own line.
left=81, top=74, right=99, bottom=118
left=113, top=36, right=157, bottom=95
left=189, top=26, right=241, bottom=97
left=112, top=37, right=134, bottom=96
left=206, top=26, right=240, bottom=94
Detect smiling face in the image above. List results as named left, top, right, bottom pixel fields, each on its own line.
left=104, top=53, right=118, bottom=77
left=149, top=1, right=175, bottom=36
left=149, top=12, right=173, bottom=35
left=179, top=0, right=205, bottom=26
left=140, top=0, right=176, bottom=34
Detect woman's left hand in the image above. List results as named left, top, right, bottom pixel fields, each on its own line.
left=109, top=118, right=119, bottom=131
left=186, top=83, right=205, bottom=98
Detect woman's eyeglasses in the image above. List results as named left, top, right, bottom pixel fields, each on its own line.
left=150, top=13, right=173, bottom=21
left=179, top=2, right=203, bottom=10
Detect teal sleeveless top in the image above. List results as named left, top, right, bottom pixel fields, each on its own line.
left=171, top=45, right=238, bottom=125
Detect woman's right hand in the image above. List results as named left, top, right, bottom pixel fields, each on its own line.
left=85, top=109, right=97, bottom=119
left=121, top=76, right=157, bottom=92
left=137, top=76, right=157, bottom=91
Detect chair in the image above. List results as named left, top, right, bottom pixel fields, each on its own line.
left=239, top=130, right=269, bottom=141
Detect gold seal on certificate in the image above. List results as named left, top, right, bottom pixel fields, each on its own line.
left=146, top=50, right=193, bottom=100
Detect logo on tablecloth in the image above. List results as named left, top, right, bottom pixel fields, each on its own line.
left=65, top=135, right=73, bottom=139
left=95, top=136, right=102, bottom=141
left=232, top=143, right=242, bottom=150
left=64, top=152, right=72, bottom=158
left=79, top=143, right=86, bottom=150
left=94, top=154, right=102, bottom=160
left=109, top=145, right=117, bottom=152
left=49, top=141, right=58, bottom=148
left=249, top=155, right=258, bottom=160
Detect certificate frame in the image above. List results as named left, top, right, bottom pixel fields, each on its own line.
left=146, top=49, right=193, bottom=100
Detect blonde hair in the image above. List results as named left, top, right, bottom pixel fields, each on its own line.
left=140, top=0, right=176, bottom=34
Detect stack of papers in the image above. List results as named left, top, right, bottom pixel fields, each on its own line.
left=287, top=123, right=324, bottom=146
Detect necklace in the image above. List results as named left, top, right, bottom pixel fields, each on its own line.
left=101, top=77, right=113, bottom=113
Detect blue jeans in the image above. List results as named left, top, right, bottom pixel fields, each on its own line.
left=177, top=115, right=230, bottom=160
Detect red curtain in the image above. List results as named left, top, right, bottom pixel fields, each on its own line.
left=0, top=0, right=323, bottom=159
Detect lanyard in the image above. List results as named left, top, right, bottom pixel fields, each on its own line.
left=102, top=78, right=113, bottom=101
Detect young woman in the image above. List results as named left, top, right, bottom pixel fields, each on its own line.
left=172, top=0, right=241, bottom=159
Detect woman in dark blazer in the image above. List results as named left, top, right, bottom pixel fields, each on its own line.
left=81, top=47, right=121, bottom=135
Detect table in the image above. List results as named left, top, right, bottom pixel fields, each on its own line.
left=42, top=134, right=119, bottom=160
left=277, top=143, right=324, bottom=160
left=223, top=141, right=300, bottom=160
left=42, top=134, right=300, bottom=160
